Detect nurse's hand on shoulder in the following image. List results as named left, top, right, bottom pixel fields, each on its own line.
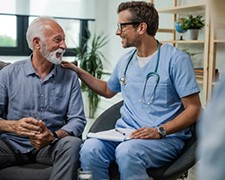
left=130, top=127, right=161, bottom=139
left=61, top=61, right=78, bottom=72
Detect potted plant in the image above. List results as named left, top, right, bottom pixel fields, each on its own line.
left=74, top=31, right=108, bottom=118
left=181, top=15, right=205, bottom=40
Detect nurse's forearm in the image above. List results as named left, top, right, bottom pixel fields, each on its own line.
left=162, top=93, right=201, bottom=135
left=77, top=68, right=116, bottom=98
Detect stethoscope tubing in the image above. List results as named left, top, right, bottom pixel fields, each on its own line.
left=120, top=40, right=161, bottom=85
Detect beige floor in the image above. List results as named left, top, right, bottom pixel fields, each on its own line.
left=186, top=163, right=199, bottom=180
left=186, top=167, right=195, bottom=180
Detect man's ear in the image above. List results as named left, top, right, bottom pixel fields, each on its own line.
left=33, top=37, right=41, bottom=50
left=138, top=22, right=148, bottom=34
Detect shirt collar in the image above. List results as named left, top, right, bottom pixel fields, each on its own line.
left=24, top=56, right=36, bottom=76
left=24, top=55, right=57, bottom=78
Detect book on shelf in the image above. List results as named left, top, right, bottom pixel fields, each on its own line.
left=194, top=67, right=204, bottom=74
left=87, top=128, right=135, bottom=142
left=194, top=68, right=219, bottom=81
left=194, top=68, right=219, bottom=74
left=195, top=74, right=203, bottom=78
left=194, top=68, right=203, bottom=80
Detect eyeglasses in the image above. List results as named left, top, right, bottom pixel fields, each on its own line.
left=117, top=22, right=141, bottom=32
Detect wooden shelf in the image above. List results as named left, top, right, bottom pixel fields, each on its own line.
left=215, top=22, right=225, bottom=29
left=157, top=28, right=174, bottom=33
left=161, top=40, right=205, bottom=44
left=197, top=79, right=203, bottom=84
left=214, top=40, right=225, bottom=43
left=155, top=0, right=216, bottom=105
left=158, top=4, right=205, bottom=14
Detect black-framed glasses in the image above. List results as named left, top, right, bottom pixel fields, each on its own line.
left=117, top=22, right=141, bottom=32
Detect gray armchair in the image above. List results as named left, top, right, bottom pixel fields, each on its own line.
left=0, top=61, right=10, bottom=70
left=89, top=100, right=198, bottom=180
left=0, top=164, right=52, bottom=180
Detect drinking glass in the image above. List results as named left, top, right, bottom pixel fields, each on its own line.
left=77, top=168, right=93, bottom=180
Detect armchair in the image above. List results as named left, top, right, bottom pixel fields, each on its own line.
left=89, top=100, right=198, bottom=180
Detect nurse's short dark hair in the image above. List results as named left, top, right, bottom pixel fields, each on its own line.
left=117, top=1, right=159, bottom=36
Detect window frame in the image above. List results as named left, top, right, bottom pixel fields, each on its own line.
left=0, top=14, right=94, bottom=56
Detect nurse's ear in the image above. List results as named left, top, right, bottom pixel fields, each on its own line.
left=138, top=22, right=148, bottom=35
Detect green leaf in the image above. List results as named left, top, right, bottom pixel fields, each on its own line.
left=180, top=15, right=205, bottom=30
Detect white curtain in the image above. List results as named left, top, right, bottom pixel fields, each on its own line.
left=0, top=0, right=95, bottom=19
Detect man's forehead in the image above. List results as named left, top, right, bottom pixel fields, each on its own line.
left=44, top=24, right=65, bottom=37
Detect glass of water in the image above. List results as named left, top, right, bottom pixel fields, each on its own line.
left=77, top=168, right=93, bottom=180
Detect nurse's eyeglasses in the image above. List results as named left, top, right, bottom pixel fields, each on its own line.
left=117, top=22, right=141, bottom=32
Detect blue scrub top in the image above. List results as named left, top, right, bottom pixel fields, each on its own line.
left=107, top=44, right=200, bottom=140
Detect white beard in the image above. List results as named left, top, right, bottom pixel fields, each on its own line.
left=46, top=48, right=65, bottom=64
left=40, top=44, right=65, bottom=64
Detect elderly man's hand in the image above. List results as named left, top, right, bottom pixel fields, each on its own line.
left=13, top=117, right=42, bottom=137
left=29, top=120, right=54, bottom=150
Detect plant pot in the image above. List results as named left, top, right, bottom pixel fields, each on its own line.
left=187, top=29, right=199, bottom=40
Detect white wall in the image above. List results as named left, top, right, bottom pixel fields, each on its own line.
left=90, top=0, right=137, bottom=73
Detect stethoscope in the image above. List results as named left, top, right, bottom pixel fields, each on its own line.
left=120, top=40, right=161, bottom=105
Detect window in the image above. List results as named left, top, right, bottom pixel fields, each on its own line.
left=0, top=14, right=93, bottom=56
left=0, top=15, right=17, bottom=47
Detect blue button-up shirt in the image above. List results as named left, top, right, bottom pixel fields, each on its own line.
left=0, top=58, right=86, bottom=153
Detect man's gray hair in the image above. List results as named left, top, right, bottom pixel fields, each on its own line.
left=26, top=16, right=57, bottom=50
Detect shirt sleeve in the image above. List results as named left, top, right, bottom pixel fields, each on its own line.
left=61, top=73, right=86, bottom=137
left=107, top=63, right=121, bottom=93
left=0, top=68, right=8, bottom=119
left=107, top=49, right=136, bottom=93
left=170, top=51, right=200, bottom=98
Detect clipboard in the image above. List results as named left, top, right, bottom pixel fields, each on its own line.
left=87, top=128, right=134, bottom=142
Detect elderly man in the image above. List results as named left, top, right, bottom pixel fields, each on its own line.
left=0, top=16, right=86, bottom=180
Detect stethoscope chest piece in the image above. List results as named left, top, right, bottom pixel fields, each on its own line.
left=120, top=76, right=127, bottom=85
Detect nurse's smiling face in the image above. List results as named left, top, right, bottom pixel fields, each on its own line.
left=116, top=10, right=141, bottom=48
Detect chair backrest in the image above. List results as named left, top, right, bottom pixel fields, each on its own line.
left=88, top=100, right=197, bottom=180
left=0, top=61, right=10, bottom=70
left=89, top=100, right=123, bottom=133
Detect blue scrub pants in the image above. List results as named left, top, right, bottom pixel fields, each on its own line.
left=80, top=137, right=184, bottom=180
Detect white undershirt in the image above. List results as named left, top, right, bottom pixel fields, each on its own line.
left=137, top=50, right=158, bottom=68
